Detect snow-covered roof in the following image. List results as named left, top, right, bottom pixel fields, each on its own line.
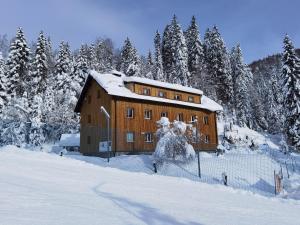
left=88, top=70, right=223, bottom=112
left=123, top=76, right=203, bottom=95
left=59, top=133, right=80, bottom=147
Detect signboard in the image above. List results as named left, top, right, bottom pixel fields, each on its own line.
left=99, top=141, right=112, bottom=152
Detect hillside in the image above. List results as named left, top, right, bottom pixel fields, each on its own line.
left=0, top=146, right=300, bottom=225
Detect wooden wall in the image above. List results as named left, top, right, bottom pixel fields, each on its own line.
left=78, top=79, right=218, bottom=155
left=125, top=82, right=201, bottom=104
left=79, top=79, right=114, bottom=155
left=114, top=98, right=218, bottom=152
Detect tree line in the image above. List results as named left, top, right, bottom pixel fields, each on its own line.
left=0, top=15, right=299, bottom=150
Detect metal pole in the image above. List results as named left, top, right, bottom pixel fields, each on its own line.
left=107, top=117, right=110, bottom=163
left=197, top=151, right=201, bottom=178
left=274, top=170, right=276, bottom=195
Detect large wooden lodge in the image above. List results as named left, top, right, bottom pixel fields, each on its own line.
left=74, top=70, right=222, bottom=156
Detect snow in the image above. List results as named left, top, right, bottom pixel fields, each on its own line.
left=0, top=147, right=299, bottom=225
left=123, top=76, right=203, bottom=95
left=59, top=133, right=80, bottom=147
left=89, top=70, right=222, bottom=112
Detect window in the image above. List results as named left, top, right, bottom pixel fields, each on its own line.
left=144, top=109, right=152, bottom=119
left=161, top=112, right=168, bottom=118
left=87, top=136, right=91, bottom=144
left=191, top=115, right=197, bottom=123
left=144, top=133, right=153, bottom=143
left=126, top=108, right=134, bottom=118
left=176, top=113, right=184, bottom=122
left=97, top=90, right=101, bottom=99
left=87, top=95, right=91, bottom=104
left=126, top=132, right=134, bottom=142
left=188, top=96, right=194, bottom=102
left=158, top=91, right=166, bottom=98
left=205, top=135, right=210, bottom=143
left=87, top=115, right=91, bottom=123
left=174, top=94, right=181, bottom=100
left=143, top=88, right=151, bottom=95
left=204, top=116, right=209, bottom=125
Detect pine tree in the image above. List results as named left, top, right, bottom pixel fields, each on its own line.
left=162, top=24, right=173, bottom=81
left=185, top=16, right=204, bottom=86
left=55, top=41, right=72, bottom=93
left=0, top=52, right=7, bottom=114
left=45, top=36, right=55, bottom=73
left=162, top=16, right=190, bottom=85
left=71, top=45, right=88, bottom=96
left=281, top=35, right=300, bottom=149
left=32, top=31, right=48, bottom=94
left=120, top=38, right=140, bottom=76
left=143, top=51, right=154, bottom=79
left=6, top=27, right=30, bottom=98
left=153, top=31, right=164, bottom=81
left=95, top=39, right=113, bottom=73
left=231, top=45, right=253, bottom=127
left=204, top=26, right=233, bottom=104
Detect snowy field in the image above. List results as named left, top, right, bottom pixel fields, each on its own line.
left=1, top=146, right=300, bottom=225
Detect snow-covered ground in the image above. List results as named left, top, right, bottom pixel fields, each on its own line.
left=0, top=146, right=300, bottom=225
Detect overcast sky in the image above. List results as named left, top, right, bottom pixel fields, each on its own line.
left=1, top=0, right=299, bottom=63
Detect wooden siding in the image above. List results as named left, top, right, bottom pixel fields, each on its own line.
left=114, top=98, right=218, bottom=152
left=79, top=79, right=113, bottom=155
left=78, top=79, right=218, bottom=155
left=125, top=82, right=201, bottom=104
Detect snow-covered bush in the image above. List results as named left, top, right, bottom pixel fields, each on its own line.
left=153, top=117, right=195, bottom=163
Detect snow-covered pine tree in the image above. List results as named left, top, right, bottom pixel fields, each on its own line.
left=71, top=44, right=88, bottom=96
left=89, top=44, right=98, bottom=70
left=231, top=45, right=253, bottom=127
left=204, top=26, right=233, bottom=104
left=6, top=27, right=30, bottom=98
left=145, top=51, right=154, bottom=79
left=0, top=52, right=7, bottom=114
left=31, top=31, right=48, bottom=95
left=95, top=39, right=113, bottom=73
left=162, top=24, right=173, bottom=82
left=167, top=15, right=190, bottom=85
left=55, top=41, right=72, bottom=93
left=153, top=31, right=164, bottom=81
left=120, top=38, right=140, bottom=76
left=184, top=16, right=205, bottom=87
left=281, top=35, right=300, bottom=149
left=45, top=36, right=55, bottom=74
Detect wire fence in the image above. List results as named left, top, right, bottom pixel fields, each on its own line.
left=155, top=151, right=290, bottom=196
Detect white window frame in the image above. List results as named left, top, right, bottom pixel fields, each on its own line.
left=161, top=112, right=168, bottom=118
left=205, top=135, right=209, bottom=143
left=144, top=133, right=153, bottom=143
left=188, top=96, right=194, bottom=102
left=174, top=94, right=181, bottom=100
left=144, top=109, right=152, bottom=120
left=176, top=113, right=184, bottom=122
left=204, top=116, right=209, bottom=125
left=143, top=88, right=151, bottom=95
left=191, top=115, right=197, bottom=123
left=126, top=108, right=134, bottom=118
left=126, top=132, right=134, bottom=143
left=158, top=91, right=166, bottom=98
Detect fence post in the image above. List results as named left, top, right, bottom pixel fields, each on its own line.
left=197, top=151, right=201, bottom=178
left=285, top=161, right=290, bottom=179
left=153, top=163, right=157, bottom=173
left=274, top=170, right=276, bottom=195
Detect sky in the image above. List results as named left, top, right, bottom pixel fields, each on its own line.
left=0, top=0, right=299, bottom=63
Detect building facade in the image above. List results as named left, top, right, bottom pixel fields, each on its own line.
left=74, top=70, right=222, bottom=156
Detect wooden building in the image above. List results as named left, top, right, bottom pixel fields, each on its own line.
left=74, top=70, right=223, bottom=156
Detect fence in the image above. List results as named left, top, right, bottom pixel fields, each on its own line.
left=155, top=151, right=288, bottom=196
